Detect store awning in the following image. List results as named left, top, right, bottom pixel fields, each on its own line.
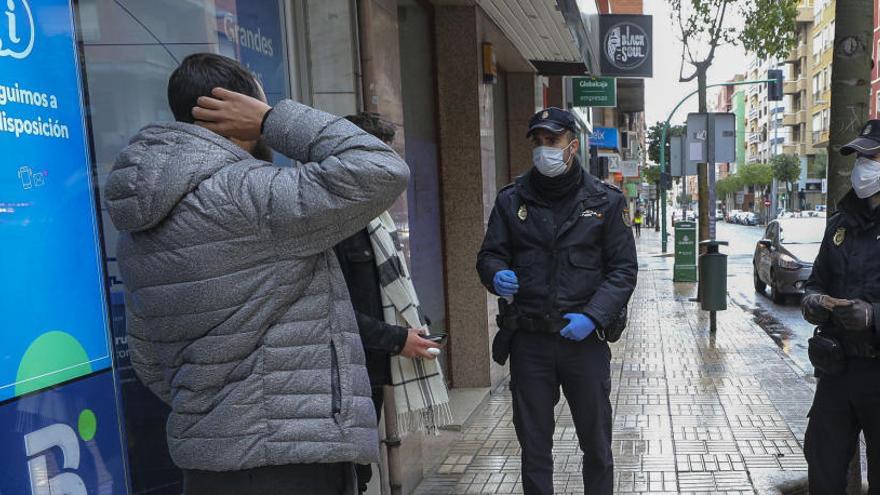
left=477, top=0, right=601, bottom=76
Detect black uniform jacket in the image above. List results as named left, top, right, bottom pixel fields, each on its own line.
left=806, top=190, right=880, bottom=342
left=476, top=168, right=638, bottom=328
left=334, top=229, right=409, bottom=387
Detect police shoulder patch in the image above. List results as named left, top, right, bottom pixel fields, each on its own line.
left=833, top=227, right=846, bottom=246
left=600, top=180, right=622, bottom=193
left=622, top=208, right=631, bottom=226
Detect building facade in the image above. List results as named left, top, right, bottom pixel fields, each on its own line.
left=1, top=0, right=607, bottom=494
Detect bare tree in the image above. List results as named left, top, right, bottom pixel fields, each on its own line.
left=670, top=0, right=798, bottom=242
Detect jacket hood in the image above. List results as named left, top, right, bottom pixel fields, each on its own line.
left=104, top=122, right=250, bottom=232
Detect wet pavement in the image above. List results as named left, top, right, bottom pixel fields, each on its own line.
left=414, top=227, right=814, bottom=494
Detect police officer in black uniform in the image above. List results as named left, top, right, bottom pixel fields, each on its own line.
left=477, top=108, right=638, bottom=494
left=803, top=120, right=880, bottom=493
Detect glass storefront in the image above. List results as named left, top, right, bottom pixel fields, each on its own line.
left=2, top=0, right=297, bottom=493
left=84, top=1, right=296, bottom=492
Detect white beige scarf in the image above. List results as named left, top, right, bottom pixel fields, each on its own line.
left=367, top=212, right=453, bottom=434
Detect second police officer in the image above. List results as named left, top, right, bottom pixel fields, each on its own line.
left=802, top=120, right=880, bottom=493
left=477, top=108, right=638, bottom=494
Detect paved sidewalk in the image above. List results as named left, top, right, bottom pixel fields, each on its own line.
left=415, top=228, right=814, bottom=494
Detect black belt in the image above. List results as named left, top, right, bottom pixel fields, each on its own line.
left=512, top=316, right=568, bottom=334
left=822, top=328, right=880, bottom=358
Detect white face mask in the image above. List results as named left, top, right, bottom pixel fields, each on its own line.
left=533, top=141, right=574, bottom=177
left=852, top=157, right=880, bottom=199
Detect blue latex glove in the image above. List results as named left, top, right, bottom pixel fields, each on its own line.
left=493, top=270, right=519, bottom=297
left=560, top=313, right=596, bottom=341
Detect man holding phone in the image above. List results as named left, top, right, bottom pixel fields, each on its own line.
left=334, top=112, right=441, bottom=493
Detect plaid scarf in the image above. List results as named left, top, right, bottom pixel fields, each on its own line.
left=367, top=212, right=453, bottom=434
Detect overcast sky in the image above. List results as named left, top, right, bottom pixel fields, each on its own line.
left=643, top=1, right=751, bottom=128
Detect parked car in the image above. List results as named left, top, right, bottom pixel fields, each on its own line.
left=753, top=217, right=824, bottom=303
left=726, top=209, right=742, bottom=223
left=742, top=212, right=758, bottom=226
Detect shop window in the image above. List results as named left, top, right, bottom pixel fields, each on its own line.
left=78, top=1, right=295, bottom=492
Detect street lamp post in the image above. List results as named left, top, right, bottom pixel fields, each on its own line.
left=659, top=79, right=774, bottom=253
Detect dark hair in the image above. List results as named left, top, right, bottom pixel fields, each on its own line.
left=345, top=112, right=396, bottom=143
left=167, top=53, right=261, bottom=123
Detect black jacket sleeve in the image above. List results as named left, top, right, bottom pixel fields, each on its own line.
left=477, top=195, right=513, bottom=294
left=356, top=311, right=409, bottom=355
left=583, top=195, right=638, bottom=328
left=804, top=218, right=836, bottom=298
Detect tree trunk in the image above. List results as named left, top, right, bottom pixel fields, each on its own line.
left=829, top=4, right=873, bottom=490
left=828, top=0, right=873, bottom=213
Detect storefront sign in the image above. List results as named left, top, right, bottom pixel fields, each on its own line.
left=621, top=160, right=639, bottom=178
left=0, top=371, right=128, bottom=494
left=572, top=76, right=617, bottom=107
left=591, top=127, right=619, bottom=150
left=600, top=15, right=653, bottom=78
left=0, top=0, right=113, bottom=401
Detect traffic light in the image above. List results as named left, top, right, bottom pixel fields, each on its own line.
left=768, top=69, right=784, bottom=101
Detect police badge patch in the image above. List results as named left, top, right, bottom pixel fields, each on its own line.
left=833, top=227, right=846, bottom=246
left=518, top=204, right=528, bottom=221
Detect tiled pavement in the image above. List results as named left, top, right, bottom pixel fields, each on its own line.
left=415, top=229, right=814, bottom=494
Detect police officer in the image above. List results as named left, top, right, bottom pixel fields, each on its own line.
left=477, top=108, right=638, bottom=494
left=802, top=120, right=880, bottom=493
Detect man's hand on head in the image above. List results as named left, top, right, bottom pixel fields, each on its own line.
left=192, top=87, right=271, bottom=141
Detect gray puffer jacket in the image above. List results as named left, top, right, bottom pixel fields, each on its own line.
left=104, top=100, right=410, bottom=471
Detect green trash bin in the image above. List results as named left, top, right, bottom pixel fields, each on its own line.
left=699, top=240, right=729, bottom=311
left=673, top=221, right=697, bottom=282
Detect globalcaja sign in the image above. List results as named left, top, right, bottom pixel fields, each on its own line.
left=599, top=15, right=653, bottom=78
left=571, top=76, right=617, bottom=108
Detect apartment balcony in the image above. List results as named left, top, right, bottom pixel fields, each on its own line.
left=783, top=143, right=799, bottom=155
left=813, top=131, right=830, bottom=148
left=748, top=133, right=762, bottom=145
left=785, top=44, right=809, bottom=64
left=782, top=113, right=797, bottom=127
left=783, top=79, right=806, bottom=95
left=796, top=6, right=814, bottom=24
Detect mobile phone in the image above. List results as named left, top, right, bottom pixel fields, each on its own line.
left=425, top=333, right=447, bottom=344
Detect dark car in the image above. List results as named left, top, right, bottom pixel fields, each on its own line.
left=753, top=217, right=824, bottom=303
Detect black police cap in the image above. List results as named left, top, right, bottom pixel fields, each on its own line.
left=526, top=107, right=577, bottom=138
left=841, top=119, right=880, bottom=156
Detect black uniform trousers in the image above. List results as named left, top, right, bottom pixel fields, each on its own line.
left=509, top=330, right=613, bottom=495
left=805, top=358, right=880, bottom=494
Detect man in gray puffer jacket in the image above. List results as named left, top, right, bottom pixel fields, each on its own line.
left=104, top=54, right=410, bottom=494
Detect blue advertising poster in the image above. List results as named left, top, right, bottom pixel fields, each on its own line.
left=0, top=371, right=128, bottom=494
left=591, top=127, right=619, bottom=150
left=0, top=0, right=112, bottom=401
left=215, top=0, right=287, bottom=106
